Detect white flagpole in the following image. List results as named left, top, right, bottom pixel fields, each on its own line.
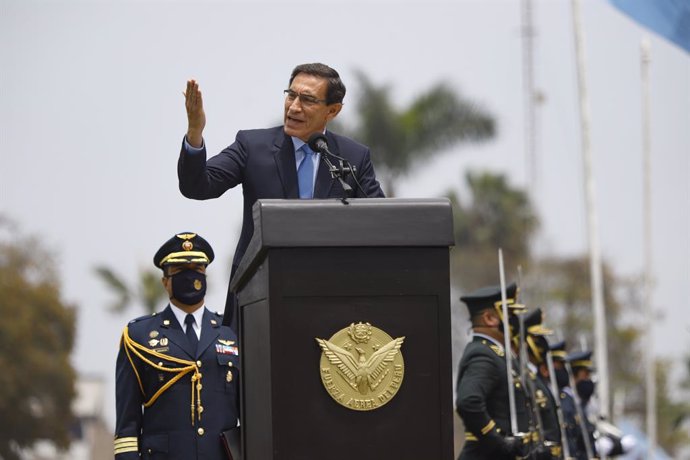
left=521, top=0, right=537, bottom=193
left=570, top=0, right=610, bottom=423
left=640, top=36, right=657, bottom=459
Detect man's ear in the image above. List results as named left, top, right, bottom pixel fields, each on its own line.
left=326, top=103, right=343, bottom=122
left=483, top=309, right=501, bottom=328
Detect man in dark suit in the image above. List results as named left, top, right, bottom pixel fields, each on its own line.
left=178, top=63, right=385, bottom=328
left=114, top=232, right=239, bottom=460
left=455, top=283, right=533, bottom=460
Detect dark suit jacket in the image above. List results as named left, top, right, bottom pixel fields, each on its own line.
left=115, top=306, right=239, bottom=460
left=177, top=126, right=385, bottom=325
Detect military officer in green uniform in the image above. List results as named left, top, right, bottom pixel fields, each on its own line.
left=114, top=232, right=240, bottom=460
left=455, top=283, right=533, bottom=460
left=520, top=308, right=563, bottom=459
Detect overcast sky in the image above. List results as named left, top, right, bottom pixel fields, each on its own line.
left=2, top=0, right=688, bottom=428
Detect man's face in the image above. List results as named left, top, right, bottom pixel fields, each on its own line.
left=574, top=368, right=591, bottom=383
left=283, top=73, right=342, bottom=142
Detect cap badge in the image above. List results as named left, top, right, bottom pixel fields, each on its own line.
left=182, top=241, right=193, bottom=251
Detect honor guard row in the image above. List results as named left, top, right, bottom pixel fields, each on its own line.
left=114, top=232, right=240, bottom=460
left=455, top=283, right=634, bottom=460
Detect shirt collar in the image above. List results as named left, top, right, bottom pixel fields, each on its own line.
left=472, top=332, right=505, bottom=350
left=291, top=136, right=307, bottom=152
left=290, top=131, right=327, bottom=154
left=169, top=303, right=205, bottom=330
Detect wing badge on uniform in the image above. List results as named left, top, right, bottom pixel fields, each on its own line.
left=315, top=322, right=405, bottom=411
left=488, top=344, right=505, bottom=357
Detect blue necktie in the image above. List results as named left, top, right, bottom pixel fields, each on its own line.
left=185, top=313, right=198, bottom=349
left=297, top=145, right=314, bottom=199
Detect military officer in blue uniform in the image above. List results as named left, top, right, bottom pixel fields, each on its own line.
left=114, top=232, right=240, bottom=459
left=455, top=283, right=534, bottom=460
left=549, top=341, right=582, bottom=459
left=567, top=350, right=635, bottom=458
left=567, top=350, right=597, bottom=460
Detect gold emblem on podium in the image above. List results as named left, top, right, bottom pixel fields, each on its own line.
left=316, top=322, right=405, bottom=411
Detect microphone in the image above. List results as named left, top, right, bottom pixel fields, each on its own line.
left=306, top=132, right=358, bottom=200
left=307, top=132, right=333, bottom=157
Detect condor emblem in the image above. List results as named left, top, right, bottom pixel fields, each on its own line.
left=316, top=322, right=405, bottom=411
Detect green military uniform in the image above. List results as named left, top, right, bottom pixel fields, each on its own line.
left=521, top=308, right=563, bottom=459
left=456, top=335, right=533, bottom=459
left=530, top=369, right=563, bottom=459
left=455, top=283, right=534, bottom=460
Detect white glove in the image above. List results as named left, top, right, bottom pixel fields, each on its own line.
left=595, top=436, right=614, bottom=455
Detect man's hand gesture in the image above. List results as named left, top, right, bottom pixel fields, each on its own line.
left=185, top=79, right=206, bottom=148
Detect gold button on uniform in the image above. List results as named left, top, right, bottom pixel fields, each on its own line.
left=197, top=427, right=205, bottom=436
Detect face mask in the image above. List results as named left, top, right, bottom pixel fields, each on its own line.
left=555, top=368, right=570, bottom=389
left=170, top=269, right=206, bottom=305
left=576, top=379, right=596, bottom=403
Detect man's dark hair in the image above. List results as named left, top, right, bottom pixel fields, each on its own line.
left=470, top=307, right=496, bottom=327
left=289, top=63, right=346, bottom=104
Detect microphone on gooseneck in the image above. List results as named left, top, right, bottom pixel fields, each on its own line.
left=307, top=133, right=332, bottom=158
left=307, top=132, right=370, bottom=199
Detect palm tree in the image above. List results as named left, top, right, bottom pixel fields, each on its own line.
left=336, top=71, right=496, bottom=196
left=94, top=265, right=166, bottom=315
left=447, top=171, right=539, bottom=292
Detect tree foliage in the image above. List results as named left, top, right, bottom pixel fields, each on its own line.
left=0, top=221, right=77, bottom=460
left=94, top=265, right=166, bottom=315
left=527, top=256, right=644, bottom=402
left=334, top=72, right=496, bottom=196
left=448, top=171, right=539, bottom=292
left=653, top=360, right=690, bottom=456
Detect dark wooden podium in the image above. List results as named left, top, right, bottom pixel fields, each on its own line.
left=230, top=198, right=455, bottom=460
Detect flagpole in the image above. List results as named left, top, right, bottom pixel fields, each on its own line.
left=521, top=0, right=537, bottom=193
left=640, top=36, right=657, bottom=459
left=570, top=0, right=610, bottom=425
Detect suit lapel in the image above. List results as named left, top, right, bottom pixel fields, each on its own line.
left=159, top=306, right=196, bottom=359
left=273, top=131, right=300, bottom=198
left=197, top=309, right=221, bottom=359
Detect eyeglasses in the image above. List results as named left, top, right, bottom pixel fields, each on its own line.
left=284, top=89, right=328, bottom=107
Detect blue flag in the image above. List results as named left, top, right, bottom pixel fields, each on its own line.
left=609, top=0, right=690, bottom=53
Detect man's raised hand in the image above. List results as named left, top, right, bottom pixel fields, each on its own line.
left=184, top=79, right=206, bottom=148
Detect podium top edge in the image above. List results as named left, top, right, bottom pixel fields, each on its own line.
left=254, top=197, right=451, bottom=209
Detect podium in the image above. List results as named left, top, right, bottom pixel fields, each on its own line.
left=230, top=198, right=455, bottom=460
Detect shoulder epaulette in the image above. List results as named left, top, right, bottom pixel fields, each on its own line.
left=128, top=311, right=158, bottom=324
left=480, top=340, right=505, bottom=357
